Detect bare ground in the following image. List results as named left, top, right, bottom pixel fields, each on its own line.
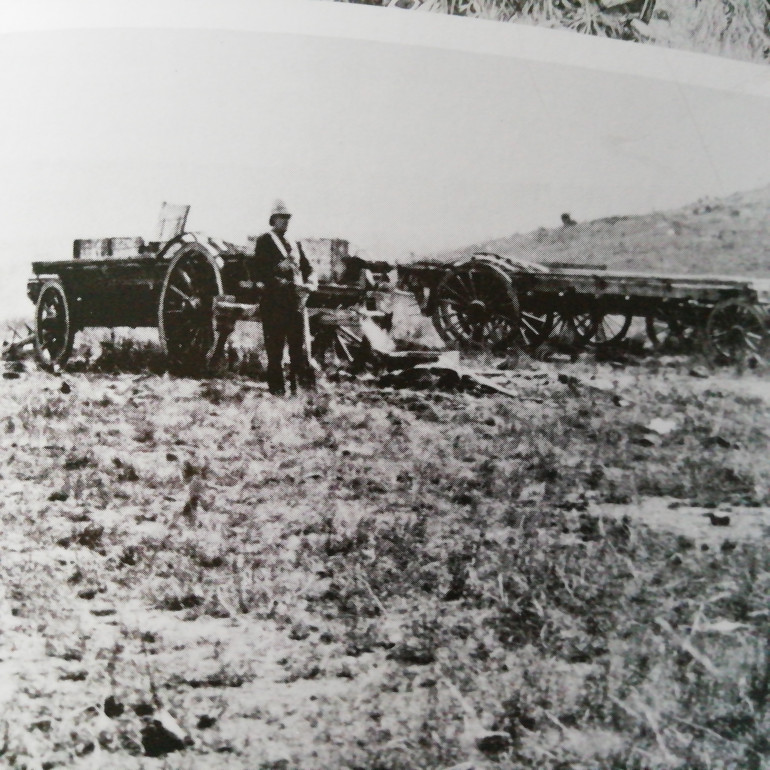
left=1, top=353, right=769, bottom=769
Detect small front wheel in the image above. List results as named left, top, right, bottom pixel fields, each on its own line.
left=34, top=281, right=75, bottom=372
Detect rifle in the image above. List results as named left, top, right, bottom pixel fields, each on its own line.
left=295, top=242, right=321, bottom=380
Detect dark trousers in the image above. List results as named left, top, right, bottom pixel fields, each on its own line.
left=261, top=298, right=315, bottom=395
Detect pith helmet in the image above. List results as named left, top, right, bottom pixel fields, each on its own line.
left=269, top=199, right=291, bottom=223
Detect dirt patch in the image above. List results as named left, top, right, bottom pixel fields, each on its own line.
left=593, top=496, right=770, bottom=548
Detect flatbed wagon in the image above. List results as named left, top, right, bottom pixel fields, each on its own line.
left=25, top=206, right=770, bottom=375
left=398, top=253, right=770, bottom=365
left=26, top=228, right=377, bottom=374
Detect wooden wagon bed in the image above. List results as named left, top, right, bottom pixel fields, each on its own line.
left=398, top=254, right=770, bottom=365
left=27, top=232, right=379, bottom=374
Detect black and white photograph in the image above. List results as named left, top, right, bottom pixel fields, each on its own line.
left=1, top=0, right=770, bottom=767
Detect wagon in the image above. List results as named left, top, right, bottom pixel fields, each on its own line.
left=26, top=208, right=382, bottom=375
left=398, top=253, right=770, bottom=366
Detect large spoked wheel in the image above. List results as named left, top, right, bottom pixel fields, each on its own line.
left=158, top=247, right=223, bottom=375
left=432, top=261, right=520, bottom=351
left=34, top=281, right=76, bottom=372
left=705, top=299, right=770, bottom=367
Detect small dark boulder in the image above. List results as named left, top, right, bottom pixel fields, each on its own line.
left=141, top=720, right=186, bottom=757
left=104, top=695, right=124, bottom=719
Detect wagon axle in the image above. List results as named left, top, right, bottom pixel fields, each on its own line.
left=465, top=299, right=490, bottom=323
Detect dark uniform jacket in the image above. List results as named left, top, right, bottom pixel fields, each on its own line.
left=250, top=231, right=314, bottom=308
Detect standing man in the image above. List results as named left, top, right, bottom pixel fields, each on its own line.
left=251, top=200, right=317, bottom=395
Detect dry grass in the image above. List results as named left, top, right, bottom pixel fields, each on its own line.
left=0, top=353, right=769, bottom=768
left=324, top=0, right=770, bottom=63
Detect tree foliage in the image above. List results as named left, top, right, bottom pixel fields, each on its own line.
left=332, top=0, right=770, bottom=62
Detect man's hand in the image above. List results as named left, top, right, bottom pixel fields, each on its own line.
left=295, top=283, right=314, bottom=297
left=238, top=280, right=264, bottom=290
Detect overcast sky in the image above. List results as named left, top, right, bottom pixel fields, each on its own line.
left=2, top=1, right=770, bottom=319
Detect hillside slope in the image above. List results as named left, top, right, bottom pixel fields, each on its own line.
left=428, top=185, right=770, bottom=277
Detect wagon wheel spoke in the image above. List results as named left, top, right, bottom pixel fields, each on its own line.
left=569, top=311, right=597, bottom=344
left=519, top=310, right=553, bottom=348
left=440, top=283, right=467, bottom=303
left=443, top=311, right=471, bottom=339
left=546, top=313, right=572, bottom=342
left=592, top=312, right=632, bottom=346
left=175, top=267, right=196, bottom=294
left=464, top=270, right=479, bottom=300
left=168, top=283, right=195, bottom=306
left=441, top=297, right=468, bottom=310
left=312, top=321, right=368, bottom=373
left=445, top=275, right=476, bottom=307
left=533, top=308, right=592, bottom=352
left=487, top=313, right=518, bottom=341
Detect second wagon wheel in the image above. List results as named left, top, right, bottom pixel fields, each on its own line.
left=158, top=246, right=224, bottom=375
left=591, top=311, right=633, bottom=346
left=646, top=306, right=699, bottom=353
left=432, top=261, right=520, bottom=350
left=705, top=298, right=770, bottom=367
left=535, top=307, right=596, bottom=350
left=310, top=312, right=370, bottom=374
left=34, top=280, right=76, bottom=372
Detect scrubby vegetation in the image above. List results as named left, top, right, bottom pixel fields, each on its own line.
left=0, top=350, right=768, bottom=768
left=326, top=0, right=770, bottom=64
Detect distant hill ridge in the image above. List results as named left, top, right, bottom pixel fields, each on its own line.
left=427, top=184, right=770, bottom=277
